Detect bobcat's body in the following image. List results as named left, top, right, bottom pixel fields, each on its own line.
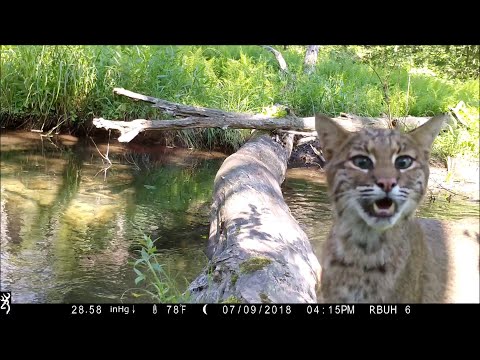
left=315, top=114, right=479, bottom=303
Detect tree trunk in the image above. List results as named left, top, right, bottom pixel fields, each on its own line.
left=187, top=133, right=321, bottom=303
left=304, top=45, right=320, bottom=74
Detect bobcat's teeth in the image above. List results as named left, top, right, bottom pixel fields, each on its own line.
left=373, top=202, right=395, bottom=217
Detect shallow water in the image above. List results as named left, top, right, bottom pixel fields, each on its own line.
left=0, top=131, right=224, bottom=303
left=1, top=131, right=478, bottom=303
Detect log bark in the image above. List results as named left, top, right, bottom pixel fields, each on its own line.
left=187, top=133, right=321, bottom=303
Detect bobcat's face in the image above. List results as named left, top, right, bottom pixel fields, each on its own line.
left=315, top=115, right=446, bottom=231
left=324, top=129, right=429, bottom=230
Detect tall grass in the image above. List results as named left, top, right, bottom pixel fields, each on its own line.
left=1, top=46, right=97, bottom=128
left=1, top=45, right=478, bottom=159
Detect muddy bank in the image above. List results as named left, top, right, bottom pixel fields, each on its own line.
left=428, top=163, right=479, bottom=202
left=289, top=140, right=324, bottom=168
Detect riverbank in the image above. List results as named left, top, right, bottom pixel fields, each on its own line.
left=428, top=159, right=479, bottom=201
left=2, top=45, right=478, bottom=161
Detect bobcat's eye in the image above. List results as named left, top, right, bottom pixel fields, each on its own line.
left=395, top=155, right=414, bottom=169
left=351, top=155, right=373, bottom=170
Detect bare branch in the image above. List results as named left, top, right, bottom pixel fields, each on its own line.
left=296, top=136, right=318, bottom=146
left=260, top=45, right=288, bottom=72
left=113, top=87, right=246, bottom=119
left=277, top=129, right=317, bottom=136
left=93, top=89, right=445, bottom=142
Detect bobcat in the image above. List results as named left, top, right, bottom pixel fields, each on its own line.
left=315, top=114, right=479, bottom=303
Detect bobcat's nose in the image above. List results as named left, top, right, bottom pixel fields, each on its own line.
left=376, top=177, right=397, bottom=193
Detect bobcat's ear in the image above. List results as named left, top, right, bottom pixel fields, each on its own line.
left=408, top=114, right=447, bottom=150
left=315, top=114, right=351, bottom=161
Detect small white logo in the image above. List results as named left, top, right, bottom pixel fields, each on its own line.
left=0, top=292, right=11, bottom=315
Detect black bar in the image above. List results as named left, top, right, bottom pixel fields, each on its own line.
left=1, top=303, right=477, bottom=320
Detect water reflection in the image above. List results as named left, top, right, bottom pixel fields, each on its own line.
left=1, top=131, right=223, bottom=303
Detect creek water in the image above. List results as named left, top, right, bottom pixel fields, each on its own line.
left=1, top=131, right=478, bottom=303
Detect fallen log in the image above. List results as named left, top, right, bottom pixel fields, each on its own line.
left=92, top=88, right=454, bottom=143
left=187, top=133, right=321, bottom=303
left=92, top=116, right=316, bottom=143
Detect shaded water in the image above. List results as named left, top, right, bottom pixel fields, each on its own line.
left=1, top=131, right=478, bottom=303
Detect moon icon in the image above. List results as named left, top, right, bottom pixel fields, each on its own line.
left=203, top=304, right=208, bottom=315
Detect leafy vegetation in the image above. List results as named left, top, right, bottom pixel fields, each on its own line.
left=1, top=45, right=478, bottom=159
left=127, top=234, right=193, bottom=303
left=358, top=45, right=479, bottom=80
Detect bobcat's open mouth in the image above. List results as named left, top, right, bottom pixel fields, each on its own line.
left=371, top=198, right=395, bottom=217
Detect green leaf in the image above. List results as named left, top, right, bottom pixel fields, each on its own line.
left=135, top=275, right=145, bottom=285
left=140, top=248, right=149, bottom=261
left=134, top=258, right=144, bottom=266
left=151, top=263, right=162, bottom=273
left=147, top=238, right=154, bottom=248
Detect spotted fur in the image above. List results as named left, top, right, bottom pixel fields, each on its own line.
left=315, top=114, right=449, bottom=303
